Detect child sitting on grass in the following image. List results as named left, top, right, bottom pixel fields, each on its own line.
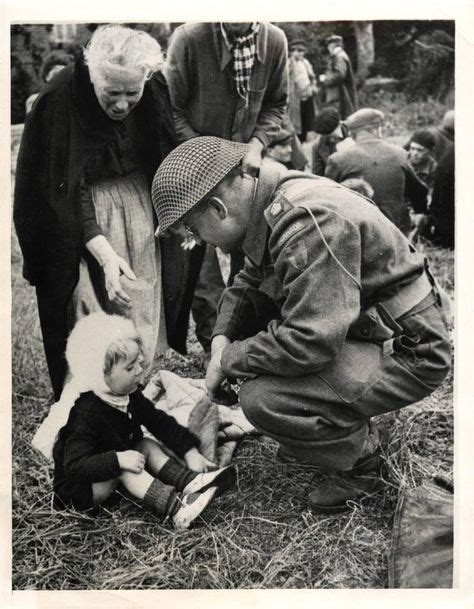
left=53, top=312, right=235, bottom=530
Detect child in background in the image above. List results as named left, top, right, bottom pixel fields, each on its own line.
left=53, top=312, right=235, bottom=530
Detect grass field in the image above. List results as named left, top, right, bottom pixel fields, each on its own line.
left=11, top=97, right=454, bottom=589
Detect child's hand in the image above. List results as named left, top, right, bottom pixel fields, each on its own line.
left=184, top=447, right=217, bottom=472
left=117, top=450, right=146, bottom=473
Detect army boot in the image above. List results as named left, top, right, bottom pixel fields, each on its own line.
left=307, top=448, right=383, bottom=514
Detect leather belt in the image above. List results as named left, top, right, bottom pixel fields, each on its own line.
left=376, top=272, right=433, bottom=321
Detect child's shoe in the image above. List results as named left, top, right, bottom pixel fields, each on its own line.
left=172, top=486, right=217, bottom=530
left=182, top=465, right=236, bottom=497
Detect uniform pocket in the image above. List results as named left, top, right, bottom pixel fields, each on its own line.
left=317, top=339, right=386, bottom=404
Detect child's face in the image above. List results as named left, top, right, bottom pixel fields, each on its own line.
left=105, top=340, right=144, bottom=395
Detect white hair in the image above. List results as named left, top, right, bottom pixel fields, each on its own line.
left=84, top=24, right=163, bottom=83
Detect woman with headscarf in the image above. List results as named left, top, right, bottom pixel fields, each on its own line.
left=14, top=25, right=190, bottom=401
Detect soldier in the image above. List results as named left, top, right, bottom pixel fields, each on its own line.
left=151, top=136, right=451, bottom=513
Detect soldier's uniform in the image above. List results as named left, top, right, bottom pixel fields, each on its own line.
left=151, top=136, right=452, bottom=508
left=212, top=164, right=451, bottom=471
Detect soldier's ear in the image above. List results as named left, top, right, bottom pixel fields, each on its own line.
left=208, top=196, right=228, bottom=220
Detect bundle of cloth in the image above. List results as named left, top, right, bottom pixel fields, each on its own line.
left=32, top=369, right=257, bottom=467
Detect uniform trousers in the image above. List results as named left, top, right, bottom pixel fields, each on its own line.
left=239, top=291, right=451, bottom=471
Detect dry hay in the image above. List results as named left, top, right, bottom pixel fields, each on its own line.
left=11, top=184, right=454, bottom=591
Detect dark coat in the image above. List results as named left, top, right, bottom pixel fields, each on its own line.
left=430, top=147, right=455, bottom=248
left=311, top=123, right=350, bottom=175
left=325, top=135, right=428, bottom=234
left=323, top=48, right=357, bottom=119
left=53, top=390, right=199, bottom=510
left=14, top=56, right=191, bottom=399
left=165, top=21, right=288, bottom=146
left=429, top=126, right=454, bottom=163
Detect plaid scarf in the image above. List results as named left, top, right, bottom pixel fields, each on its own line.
left=222, top=23, right=260, bottom=107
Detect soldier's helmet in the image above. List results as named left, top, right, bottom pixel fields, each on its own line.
left=151, top=136, right=249, bottom=236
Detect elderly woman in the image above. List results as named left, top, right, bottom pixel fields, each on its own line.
left=14, top=25, right=190, bottom=400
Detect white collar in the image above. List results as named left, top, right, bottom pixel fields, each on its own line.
left=94, top=390, right=130, bottom=412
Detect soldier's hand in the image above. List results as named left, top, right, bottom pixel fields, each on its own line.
left=206, top=335, right=230, bottom=400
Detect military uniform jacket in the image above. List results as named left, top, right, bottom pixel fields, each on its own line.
left=213, top=162, right=426, bottom=380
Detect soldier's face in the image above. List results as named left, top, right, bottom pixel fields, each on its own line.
left=182, top=173, right=254, bottom=253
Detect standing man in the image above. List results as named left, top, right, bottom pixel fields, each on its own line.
left=320, top=34, right=357, bottom=120
left=325, top=108, right=428, bottom=235
left=165, top=22, right=288, bottom=361
left=151, top=137, right=451, bottom=513
left=287, top=38, right=318, bottom=142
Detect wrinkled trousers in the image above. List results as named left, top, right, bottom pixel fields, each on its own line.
left=239, top=291, right=452, bottom=471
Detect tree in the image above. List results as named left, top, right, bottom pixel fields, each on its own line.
left=10, top=25, right=53, bottom=123
left=352, top=21, right=374, bottom=85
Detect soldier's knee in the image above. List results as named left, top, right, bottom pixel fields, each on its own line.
left=239, top=377, right=274, bottom=426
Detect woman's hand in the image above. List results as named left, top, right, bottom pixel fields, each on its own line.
left=184, top=447, right=217, bottom=472
left=117, top=450, right=146, bottom=473
left=85, top=235, right=136, bottom=308
left=102, top=254, right=136, bottom=308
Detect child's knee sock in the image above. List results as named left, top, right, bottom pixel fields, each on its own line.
left=156, top=458, right=196, bottom=492
left=143, top=479, right=179, bottom=517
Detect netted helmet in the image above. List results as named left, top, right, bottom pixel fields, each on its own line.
left=152, top=136, right=249, bottom=235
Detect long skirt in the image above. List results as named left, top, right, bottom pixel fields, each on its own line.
left=70, top=172, right=168, bottom=369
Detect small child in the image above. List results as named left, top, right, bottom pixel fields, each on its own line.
left=53, top=312, right=235, bottom=530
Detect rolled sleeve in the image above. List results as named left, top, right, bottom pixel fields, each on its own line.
left=221, top=339, right=254, bottom=378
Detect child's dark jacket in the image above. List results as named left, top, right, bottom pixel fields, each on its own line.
left=53, top=390, right=199, bottom=510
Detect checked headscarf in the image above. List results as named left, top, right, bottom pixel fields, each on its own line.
left=222, top=23, right=260, bottom=107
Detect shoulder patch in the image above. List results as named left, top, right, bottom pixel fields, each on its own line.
left=284, top=240, right=308, bottom=270
left=270, top=201, right=283, bottom=217
left=264, top=193, right=294, bottom=227
left=277, top=221, right=305, bottom=247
